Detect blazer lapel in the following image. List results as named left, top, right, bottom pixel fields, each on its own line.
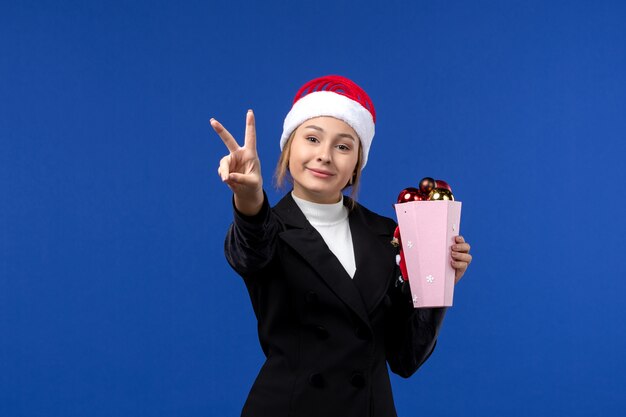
left=274, top=193, right=371, bottom=326
left=349, top=200, right=396, bottom=315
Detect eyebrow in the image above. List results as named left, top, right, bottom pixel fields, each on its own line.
left=303, top=125, right=356, bottom=141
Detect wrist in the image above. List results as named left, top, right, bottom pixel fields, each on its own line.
left=234, top=189, right=264, bottom=216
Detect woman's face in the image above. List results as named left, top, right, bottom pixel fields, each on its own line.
left=288, top=116, right=360, bottom=204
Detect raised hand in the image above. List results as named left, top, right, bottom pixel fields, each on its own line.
left=211, top=110, right=264, bottom=216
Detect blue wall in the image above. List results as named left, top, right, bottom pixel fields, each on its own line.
left=2, top=1, right=625, bottom=416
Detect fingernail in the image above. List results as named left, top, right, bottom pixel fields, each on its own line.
left=247, top=109, right=252, bottom=113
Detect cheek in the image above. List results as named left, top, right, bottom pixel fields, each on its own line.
left=287, top=150, right=310, bottom=174
left=342, top=154, right=359, bottom=173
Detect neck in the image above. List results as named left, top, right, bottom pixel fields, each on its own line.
left=292, top=186, right=342, bottom=204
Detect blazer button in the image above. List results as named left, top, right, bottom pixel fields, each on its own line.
left=314, top=325, right=329, bottom=340
left=305, top=291, right=319, bottom=307
left=350, top=372, right=366, bottom=388
left=308, top=373, right=325, bottom=388
left=355, top=326, right=370, bottom=340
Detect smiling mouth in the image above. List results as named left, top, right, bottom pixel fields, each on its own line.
left=307, top=168, right=335, bottom=178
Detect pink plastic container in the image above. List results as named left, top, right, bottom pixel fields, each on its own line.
left=394, top=200, right=462, bottom=308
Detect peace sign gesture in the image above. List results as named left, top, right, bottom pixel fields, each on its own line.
left=211, top=110, right=264, bottom=216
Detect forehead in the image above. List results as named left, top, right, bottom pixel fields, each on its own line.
left=297, top=116, right=359, bottom=138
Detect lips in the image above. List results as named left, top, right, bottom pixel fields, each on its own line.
left=306, top=167, right=335, bottom=178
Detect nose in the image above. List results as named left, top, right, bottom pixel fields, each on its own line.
left=316, top=144, right=332, bottom=164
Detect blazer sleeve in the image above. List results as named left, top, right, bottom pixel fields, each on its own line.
left=224, top=191, right=281, bottom=276
left=384, top=248, right=448, bottom=378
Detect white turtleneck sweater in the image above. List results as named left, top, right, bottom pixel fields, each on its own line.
left=291, top=192, right=356, bottom=279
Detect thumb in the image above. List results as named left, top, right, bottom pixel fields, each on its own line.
left=227, top=172, right=261, bottom=188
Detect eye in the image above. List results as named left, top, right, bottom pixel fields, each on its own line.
left=336, top=144, right=351, bottom=151
left=305, top=136, right=319, bottom=143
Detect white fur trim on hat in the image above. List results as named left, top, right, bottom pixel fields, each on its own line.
left=280, top=91, right=375, bottom=169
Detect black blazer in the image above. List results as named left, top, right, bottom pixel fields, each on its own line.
left=225, top=192, right=447, bottom=417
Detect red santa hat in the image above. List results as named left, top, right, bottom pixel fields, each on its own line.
left=280, top=75, right=376, bottom=169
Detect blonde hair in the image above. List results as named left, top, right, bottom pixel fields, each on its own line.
left=273, top=130, right=363, bottom=210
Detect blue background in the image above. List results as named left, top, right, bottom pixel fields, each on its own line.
left=2, top=0, right=625, bottom=416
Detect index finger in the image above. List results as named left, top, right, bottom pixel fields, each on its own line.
left=210, top=118, right=240, bottom=153
left=244, top=109, right=257, bottom=150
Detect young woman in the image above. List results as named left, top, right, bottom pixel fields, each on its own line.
left=211, top=75, right=472, bottom=417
